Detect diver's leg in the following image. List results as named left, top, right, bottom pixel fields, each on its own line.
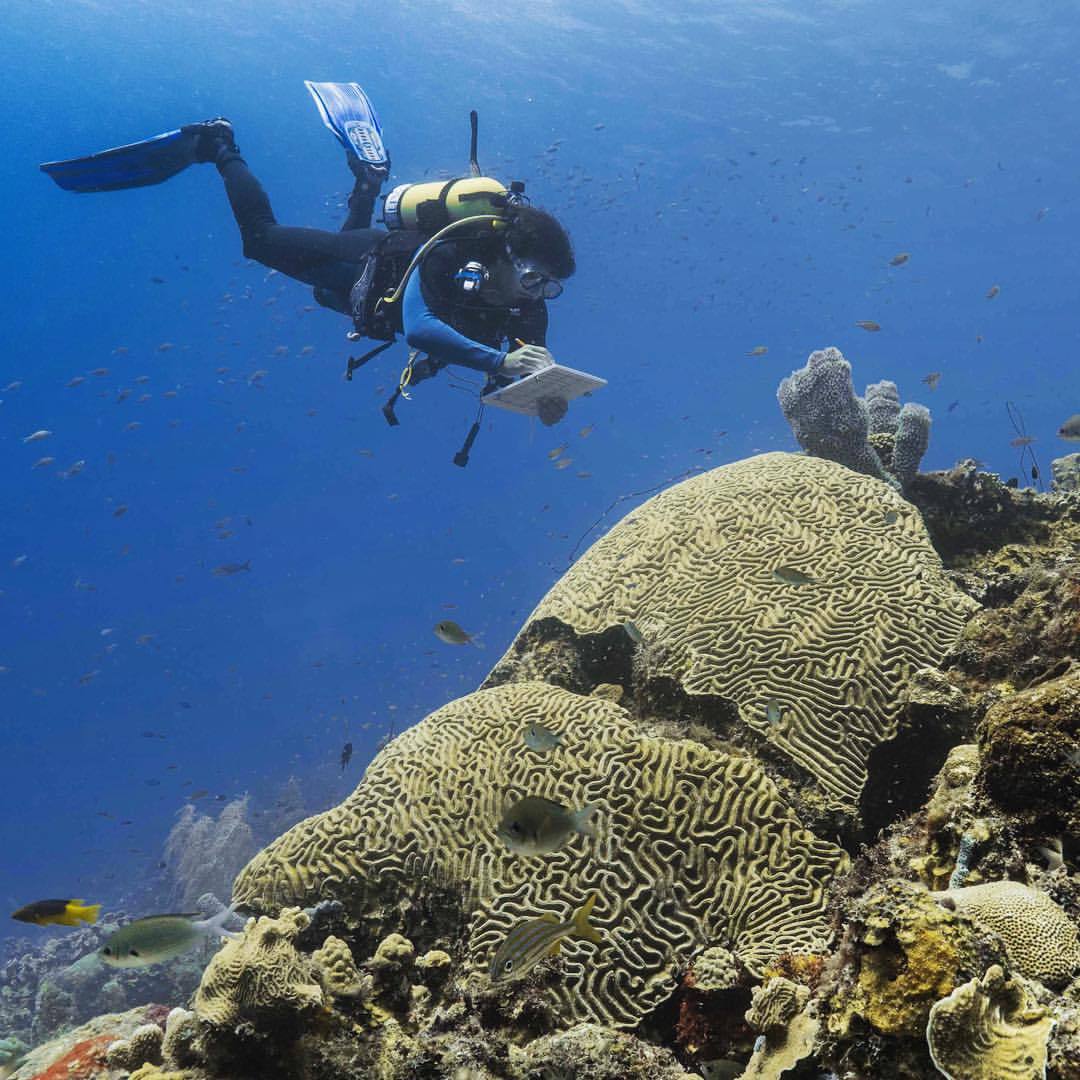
left=339, top=156, right=389, bottom=232
left=214, top=150, right=380, bottom=292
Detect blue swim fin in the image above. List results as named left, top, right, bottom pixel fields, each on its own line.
left=304, top=81, right=388, bottom=166
left=40, top=128, right=197, bottom=193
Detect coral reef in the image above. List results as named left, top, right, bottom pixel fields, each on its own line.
left=777, top=348, right=931, bottom=488
left=8, top=1005, right=169, bottom=1080
left=234, top=680, right=847, bottom=1028
left=926, top=964, right=1054, bottom=1080
left=12, top=448, right=1080, bottom=1080
left=489, top=452, right=975, bottom=813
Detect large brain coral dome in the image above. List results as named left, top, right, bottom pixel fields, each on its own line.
left=233, top=681, right=847, bottom=1028
left=495, top=452, right=976, bottom=809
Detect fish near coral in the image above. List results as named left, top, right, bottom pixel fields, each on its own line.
left=855, top=320, right=881, bottom=332
left=11, top=898, right=101, bottom=927
left=497, top=796, right=596, bottom=855
left=489, top=892, right=603, bottom=983
left=100, top=907, right=238, bottom=968
left=1058, top=413, right=1080, bottom=441
left=434, top=620, right=483, bottom=647
left=523, top=722, right=563, bottom=753
left=772, top=566, right=814, bottom=586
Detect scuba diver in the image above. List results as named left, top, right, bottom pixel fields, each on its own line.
left=41, top=83, right=579, bottom=463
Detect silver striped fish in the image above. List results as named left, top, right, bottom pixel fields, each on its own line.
left=488, top=892, right=603, bottom=983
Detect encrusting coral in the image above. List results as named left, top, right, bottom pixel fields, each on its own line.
left=926, top=964, right=1054, bottom=1080
left=234, top=680, right=847, bottom=1029
left=490, top=451, right=975, bottom=810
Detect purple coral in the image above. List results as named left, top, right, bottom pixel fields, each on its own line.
left=777, top=348, right=890, bottom=483
left=778, top=348, right=931, bottom=489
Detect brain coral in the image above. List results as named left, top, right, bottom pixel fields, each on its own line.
left=194, top=908, right=323, bottom=1027
left=933, top=881, right=1080, bottom=989
left=233, top=681, right=847, bottom=1028
left=492, top=452, right=976, bottom=809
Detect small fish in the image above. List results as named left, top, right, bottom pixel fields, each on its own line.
left=578, top=425, right=594, bottom=438
left=746, top=345, right=768, bottom=357
left=489, top=892, right=603, bottom=983
left=623, top=620, right=644, bottom=645
left=66, top=376, right=86, bottom=388
left=523, top=723, right=564, bottom=753
left=854, top=320, right=881, bottom=332
left=1057, top=414, right=1080, bottom=441
left=772, top=566, right=815, bottom=586
left=22, top=430, right=52, bottom=444
left=1009, top=436, right=1035, bottom=448
left=1035, top=207, right=1049, bottom=222
left=922, top=372, right=942, bottom=390
left=99, top=908, right=238, bottom=969
left=340, top=742, right=353, bottom=770
left=124, top=421, right=142, bottom=432
left=4, top=381, right=22, bottom=392
left=548, top=444, right=568, bottom=460
left=985, top=284, right=1000, bottom=299
left=157, top=342, right=175, bottom=352
left=497, top=796, right=596, bottom=856
left=947, top=400, right=960, bottom=413
left=212, top=561, right=251, bottom=576
left=765, top=700, right=785, bottom=726
left=113, top=505, right=129, bottom=518
left=31, top=456, right=55, bottom=470
left=90, top=368, right=109, bottom=377
left=434, top=620, right=482, bottom=647
left=60, top=460, right=86, bottom=479
left=889, top=252, right=910, bottom=267
left=555, top=457, right=574, bottom=470
left=884, top=510, right=899, bottom=525
left=11, top=899, right=102, bottom=928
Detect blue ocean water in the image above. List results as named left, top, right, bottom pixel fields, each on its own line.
left=1, top=0, right=1077, bottom=934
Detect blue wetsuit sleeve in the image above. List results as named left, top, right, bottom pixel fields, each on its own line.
left=402, top=271, right=507, bottom=374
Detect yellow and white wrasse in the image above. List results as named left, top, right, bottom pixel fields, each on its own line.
left=488, top=892, right=603, bottom=983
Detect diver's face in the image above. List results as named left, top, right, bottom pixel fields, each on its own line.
left=494, top=252, right=564, bottom=303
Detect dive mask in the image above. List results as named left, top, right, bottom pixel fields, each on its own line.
left=507, top=250, right=563, bottom=300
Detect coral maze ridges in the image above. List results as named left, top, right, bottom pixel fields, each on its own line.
left=514, top=453, right=976, bottom=807
left=235, top=682, right=847, bottom=1027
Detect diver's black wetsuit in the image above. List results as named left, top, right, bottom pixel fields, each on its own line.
left=214, top=152, right=548, bottom=378
left=217, top=152, right=380, bottom=305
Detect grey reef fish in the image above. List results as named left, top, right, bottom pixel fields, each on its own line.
left=434, top=620, right=483, bottom=647
left=772, top=566, right=815, bottom=586
left=1058, top=414, right=1080, bottom=441
left=99, top=907, right=238, bottom=968
left=488, top=892, right=603, bottom=983
left=212, top=560, right=251, bottom=577
left=497, top=796, right=596, bottom=856
left=523, top=722, right=563, bottom=753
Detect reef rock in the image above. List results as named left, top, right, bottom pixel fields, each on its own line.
left=978, top=668, right=1080, bottom=840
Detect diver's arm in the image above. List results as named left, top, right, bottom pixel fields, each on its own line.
left=402, top=271, right=507, bottom=373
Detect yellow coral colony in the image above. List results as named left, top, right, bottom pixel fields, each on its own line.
left=496, top=452, right=976, bottom=809
left=234, top=681, right=847, bottom=1027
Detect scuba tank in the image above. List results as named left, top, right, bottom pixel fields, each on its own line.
left=381, top=110, right=525, bottom=234
left=383, top=176, right=512, bottom=232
